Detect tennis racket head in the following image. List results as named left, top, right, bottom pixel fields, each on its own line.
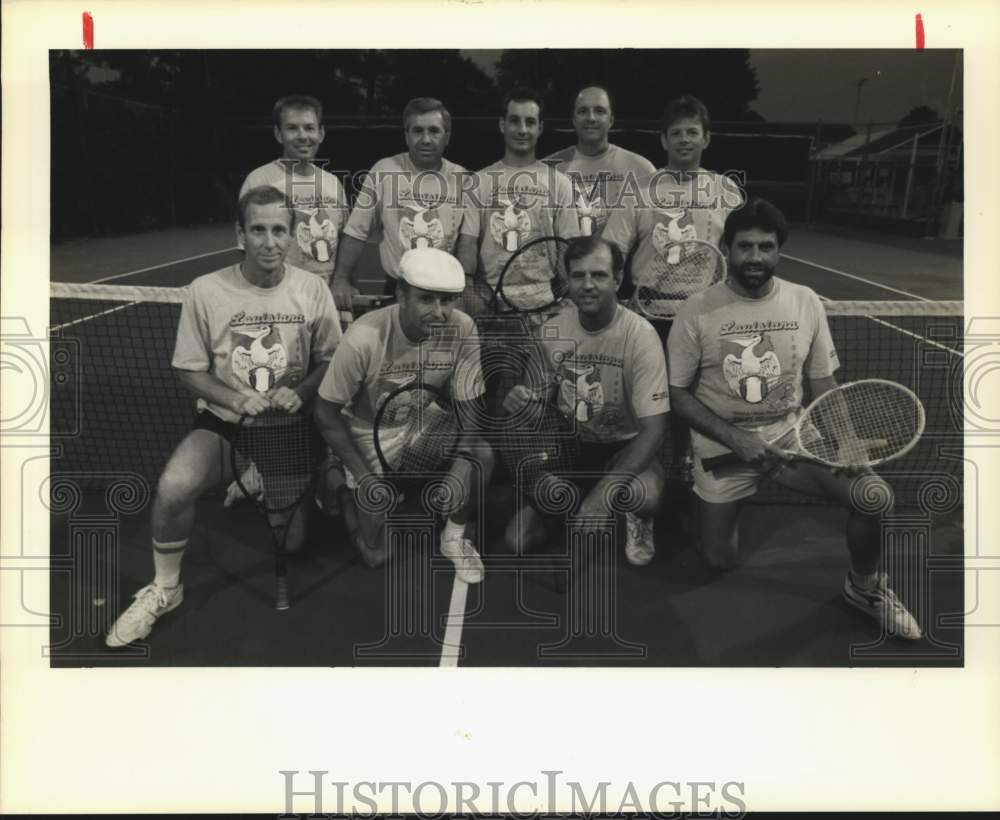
left=635, top=239, right=726, bottom=318
left=372, top=382, right=460, bottom=478
left=797, top=378, right=926, bottom=468
left=500, top=394, right=581, bottom=508
left=230, top=409, right=321, bottom=514
left=494, top=235, right=571, bottom=315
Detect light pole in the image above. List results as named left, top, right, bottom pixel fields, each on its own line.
left=853, top=78, right=869, bottom=124
left=852, top=70, right=882, bottom=125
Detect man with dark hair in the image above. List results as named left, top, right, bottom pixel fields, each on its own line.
left=667, top=198, right=922, bottom=640
left=240, top=94, right=348, bottom=286
left=503, top=235, right=668, bottom=565
left=106, top=187, right=342, bottom=647
left=603, top=94, right=744, bottom=298
left=317, top=247, right=493, bottom=583
left=332, top=97, right=468, bottom=308
left=455, top=86, right=579, bottom=298
left=545, top=85, right=656, bottom=238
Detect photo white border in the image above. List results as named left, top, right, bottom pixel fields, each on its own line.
left=2, top=0, right=999, bottom=812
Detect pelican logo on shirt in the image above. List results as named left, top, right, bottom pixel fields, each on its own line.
left=651, top=209, right=698, bottom=262
left=721, top=334, right=781, bottom=404
left=296, top=207, right=338, bottom=263
left=489, top=196, right=531, bottom=251
left=231, top=324, right=290, bottom=392
left=400, top=204, right=445, bottom=250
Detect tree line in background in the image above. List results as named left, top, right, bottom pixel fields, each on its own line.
left=49, top=49, right=763, bottom=122
left=49, top=50, right=950, bottom=240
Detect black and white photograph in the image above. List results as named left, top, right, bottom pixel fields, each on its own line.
left=2, top=0, right=998, bottom=814
left=44, top=46, right=965, bottom=667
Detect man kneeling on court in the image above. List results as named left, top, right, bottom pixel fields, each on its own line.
left=315, top=247, right=493, bottom=584
left=666, top=198, right=921, bottom=639
left=106, top=186, right=342, bottom=647
left=503, top=235, right=668, bottom=565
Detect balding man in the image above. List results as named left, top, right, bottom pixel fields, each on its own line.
left=545, top=85, right=656, bottom=238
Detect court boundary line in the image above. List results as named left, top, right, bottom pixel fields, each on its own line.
left=780, top=252, right=938, bottom=302
left=816, top=294, right=963, bottom=358
left=89, top=247, right=240, bottom=284
left=439, top=577, right=468, bottom=667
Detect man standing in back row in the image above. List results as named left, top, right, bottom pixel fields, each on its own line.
left=603, top=94, right=744, bottom=296
left=332, top=97, right=469, bottom=308
left=455, top=86, right=579, bottom=298
left=545, top=85, right=656, bottom=238
left=240, top=95, right=349, bottom=285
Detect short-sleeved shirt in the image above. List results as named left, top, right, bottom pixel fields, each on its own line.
left=460, top=160, right=580, bottom=297
left=534, top=303, right=669, bottom=443
left=317, top=304, right=484, bottom=436
left=344, top=153, right=468, bottom=279
left=667, top=278, right=840, bottom=460
left=544, top=144, right=656, bottom=237
left=602, top=168, right=744, bottom=289
left=239, top=161, right=349, bottom=282
left=172, top=264, right=342, bottom=423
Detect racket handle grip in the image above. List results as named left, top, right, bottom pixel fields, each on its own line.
left=275, top=576, right=290, bottom=611
left=701, top=453, right=742, bottom=472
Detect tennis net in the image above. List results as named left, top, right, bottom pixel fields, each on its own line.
left=49, top=282, right=964, bottom=510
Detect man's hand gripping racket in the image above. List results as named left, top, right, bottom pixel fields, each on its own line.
left=702, top=379, right=926, bottom=473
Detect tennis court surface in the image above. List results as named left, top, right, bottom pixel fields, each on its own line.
left=47, top=224, right=965, bottom=667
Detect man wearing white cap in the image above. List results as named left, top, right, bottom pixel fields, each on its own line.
left=315, top=247, right=492, bottom=583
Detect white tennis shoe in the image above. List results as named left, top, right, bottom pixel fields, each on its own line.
left=105, top=582, right=184, bottom=647
left=441, top=534, right=484, bottom=584
left=625, top=512, right=655, bottom=566
left=843, top=572, right=923, bottom=640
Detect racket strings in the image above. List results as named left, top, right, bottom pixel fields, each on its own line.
left=801, top=381, right=925, bottom=466
left=496, top=237, right=571, bottom=314
left=378, top=387, right=460, bottom=475
left=637, top=241, right=725, bottom=313
left=233, top=413, right=320, bottom=511
left=500, top=400, right=580, bottom=499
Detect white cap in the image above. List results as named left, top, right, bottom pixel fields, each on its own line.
left=399, top=247, right=465, bottom=293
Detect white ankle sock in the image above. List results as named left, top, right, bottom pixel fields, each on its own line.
left=443, top=519, right=464, bottom=542
left=153, top=538, right=187, bottom=588
left=851, top=570, right=879, bottom=590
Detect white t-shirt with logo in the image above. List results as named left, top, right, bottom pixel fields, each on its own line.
left=344, top=153, right=468, bottom=279
left=544, top=144, right=656, bottom=237
left=460, top=161, right=580, bottom=300
left=239, top=161, right=349, bottom=283
left=535, top=303, right=669, bottom=443
left=172, top=264, right=342, bottom=422
left=602, top=168, right=744, bottom=289
left=667, top=278, right=839, bottom=460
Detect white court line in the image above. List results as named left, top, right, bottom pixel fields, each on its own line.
left=50, top=301, right=141, bottom=333
left=439, top=577, right=469, bottom=667
left=89, top=246, right=240, bottom=284
left=780, top=252, right=932, bottom=302
left=817, top=295, right=963, bottom=359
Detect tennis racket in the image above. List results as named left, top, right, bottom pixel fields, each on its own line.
left=372, top=382, right=461, bottom=479
left=493, top=235, right=571, bottom=315
left=230, top=408, right=322, bottom=610
left=500, top=389, right=581, bottom=508
left=634, top=239, right=726, bottom=319
left=701, top=379, right=926, bottom=473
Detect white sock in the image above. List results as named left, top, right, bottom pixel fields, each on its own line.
left=153, top=538, right=187, bottom=588
left=443, top=519, right=464, bottom=542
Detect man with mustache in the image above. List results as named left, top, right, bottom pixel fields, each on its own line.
left=667, top=198, right=922, bottom=641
